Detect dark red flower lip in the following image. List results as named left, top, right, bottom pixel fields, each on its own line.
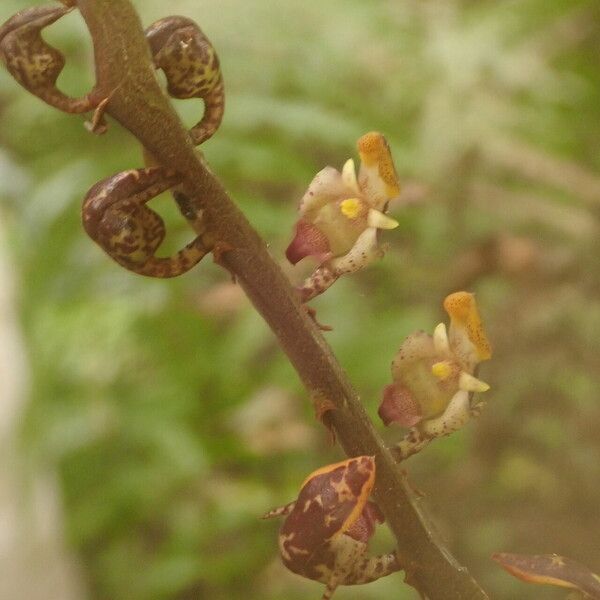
left=286, top=219, right=332, bottom=265
left=378, top=383, right=422, bottom=428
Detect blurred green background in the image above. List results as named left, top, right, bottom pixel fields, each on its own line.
left=1, top=0, right=599, bottom=598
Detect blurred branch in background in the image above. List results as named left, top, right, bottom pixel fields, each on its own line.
left=0, top=212, right=85, bottom=599
left=485, top=138, right=600, bottom=210
left=71, top=1, right=489, bottom=596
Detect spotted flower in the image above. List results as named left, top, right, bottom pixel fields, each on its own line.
left=286, top=132, right=401, bottom=302
left=378, top=292, right=492, bottom=459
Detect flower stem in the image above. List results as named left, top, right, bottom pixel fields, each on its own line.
left=76, top=2, right=488, bottom=597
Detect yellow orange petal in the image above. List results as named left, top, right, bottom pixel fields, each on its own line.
left=443, top=292, right=492, bottom=361
left=357, top=131, right=401, bottom=203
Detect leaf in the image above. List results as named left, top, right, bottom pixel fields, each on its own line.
left=492, top=552, right=600, bottom=599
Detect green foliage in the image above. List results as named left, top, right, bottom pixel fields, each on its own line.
left=2, top=0, right=600, bottom=598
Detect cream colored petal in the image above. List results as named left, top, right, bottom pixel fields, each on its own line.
left=422, top=390, right=470, bottom=438
left=391, top=331, right=435, bottom=381
left=459, top=372, right=490, bottom=393
left=357, top=132, right=401, bottom=210
left=341, top=158, right=360, bottom=195
left=298, top=166, right=347, bottom=218
left=329, top=227, right=380, bottom=275
left=313, top=201, right=366, bottom=257
left=367, top=208, right=399, bottom=230
left=433, top=323, right=450, bottom=355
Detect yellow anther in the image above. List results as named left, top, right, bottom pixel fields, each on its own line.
left=340, top=198, right=363, bottom=219
left=431, top=361, right=453, bottom=380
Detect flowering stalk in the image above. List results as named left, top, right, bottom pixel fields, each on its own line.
left=16, top=2, right=491, bottom=597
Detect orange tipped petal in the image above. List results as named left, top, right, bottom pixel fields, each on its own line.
left=357, top=132, right=400, bottom=207
left=443, top=291, right=492, bottom=361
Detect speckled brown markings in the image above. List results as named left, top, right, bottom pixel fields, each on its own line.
left=0, top=5, right=96, bottom=113
left=76, top=15, right=225, bottom=277
left=299, top=240, right=385, bottom=301
left=263, top=457, right=400, bottom=600
left=82, top=168, right=212, bottom=277
left=145, top=16, right=224, bottom=145
left=395, top=428, right=428, bottom=459
left=1, top=7, right=225, bottom=277
left=300, top=265, right=338, bottom=303
left=0, top=6, right=225, bottom=278
left=493, top=552, right=600, bottom=598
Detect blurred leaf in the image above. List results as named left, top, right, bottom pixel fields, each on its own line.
left=493, top=553, right=600, bottom=599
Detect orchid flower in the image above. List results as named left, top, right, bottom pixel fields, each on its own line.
left=286, top=132, right=401, bottom=302
left=379, top=292, right=492, bottom=459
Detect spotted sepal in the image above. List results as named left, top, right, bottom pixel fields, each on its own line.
left=278, top=456, right=376, bottom=578
left=264, top=456, right=401, bottom=599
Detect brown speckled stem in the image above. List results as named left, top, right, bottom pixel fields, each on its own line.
left=74, top=2, right=488, bottom=598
